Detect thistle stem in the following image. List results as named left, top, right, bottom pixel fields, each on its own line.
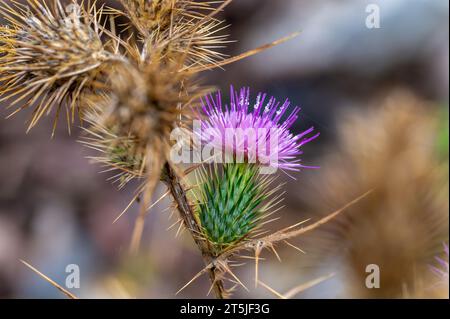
left=161, top=162, right=226, bottom=299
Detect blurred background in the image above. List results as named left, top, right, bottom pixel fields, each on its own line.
left=0, top=0, right=448, bottom=298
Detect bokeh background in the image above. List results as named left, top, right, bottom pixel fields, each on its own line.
left=0, top=0, right=448, bottom=298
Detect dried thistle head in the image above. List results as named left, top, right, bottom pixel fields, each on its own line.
left=305, top=91, right=449, bottom=298
left=0, top=0, right=118, bottom=134
left=81, top=52, right=205, bottom=187
left=119, top=0, right=230, bottom=68
left=121, top=0, right=192, bottom=32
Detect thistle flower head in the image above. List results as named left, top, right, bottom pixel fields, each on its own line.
left=194, top=86, right=316, bottom=255
left=199, top=86, right=319, bottom=172
left=0, top=0, right=116, bottom=133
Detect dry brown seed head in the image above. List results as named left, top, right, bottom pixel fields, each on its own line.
left=121, top=0, right=188, bottom=32
left=81, top=52, right=205, bottom=187
left=120, top=0, right=230, bottom=68
left=0, top=0, right=118, bottom=133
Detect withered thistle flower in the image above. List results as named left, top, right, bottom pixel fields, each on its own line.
left=304, top=91, right=449, bottom=298
left=119, top=0, right=230, bottom=67
left=120, top=0, right=208, bottom=32
left=81, top=53, right=205, bottom=188
left=0, top=0, right=118, bottom=134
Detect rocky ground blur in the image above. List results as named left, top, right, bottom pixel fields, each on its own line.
left=0, top=0, right=448, bottom=298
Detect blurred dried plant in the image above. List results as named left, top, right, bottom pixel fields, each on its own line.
left=305, top=91, right=449, bottom=298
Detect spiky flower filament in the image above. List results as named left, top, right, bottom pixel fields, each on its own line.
left=196, top=163, right=278, bottom=255
left=198, top=87, right=320, bottom=174
left=0, top=0, right=119, bottom=133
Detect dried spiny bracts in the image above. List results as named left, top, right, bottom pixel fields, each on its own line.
left=0, top=0, right=119, bottom=134
left=120, top=0, right=195, bottom=33
left=81, top=55, right=205, bottom=187
left=195, top=164, right=281, bottom=255
left=105, top=62, right=193, bottom=140
left=80, top=104, right=146, bottom=188
left=119, top=0, right=230, bottom=67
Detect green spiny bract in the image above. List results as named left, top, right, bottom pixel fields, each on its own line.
left=196, top=164, right=276, bottom=255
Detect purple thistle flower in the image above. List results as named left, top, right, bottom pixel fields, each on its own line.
left=198, top=86, right=319, bottom=173
left=431, top=243, right=449, bottom=281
